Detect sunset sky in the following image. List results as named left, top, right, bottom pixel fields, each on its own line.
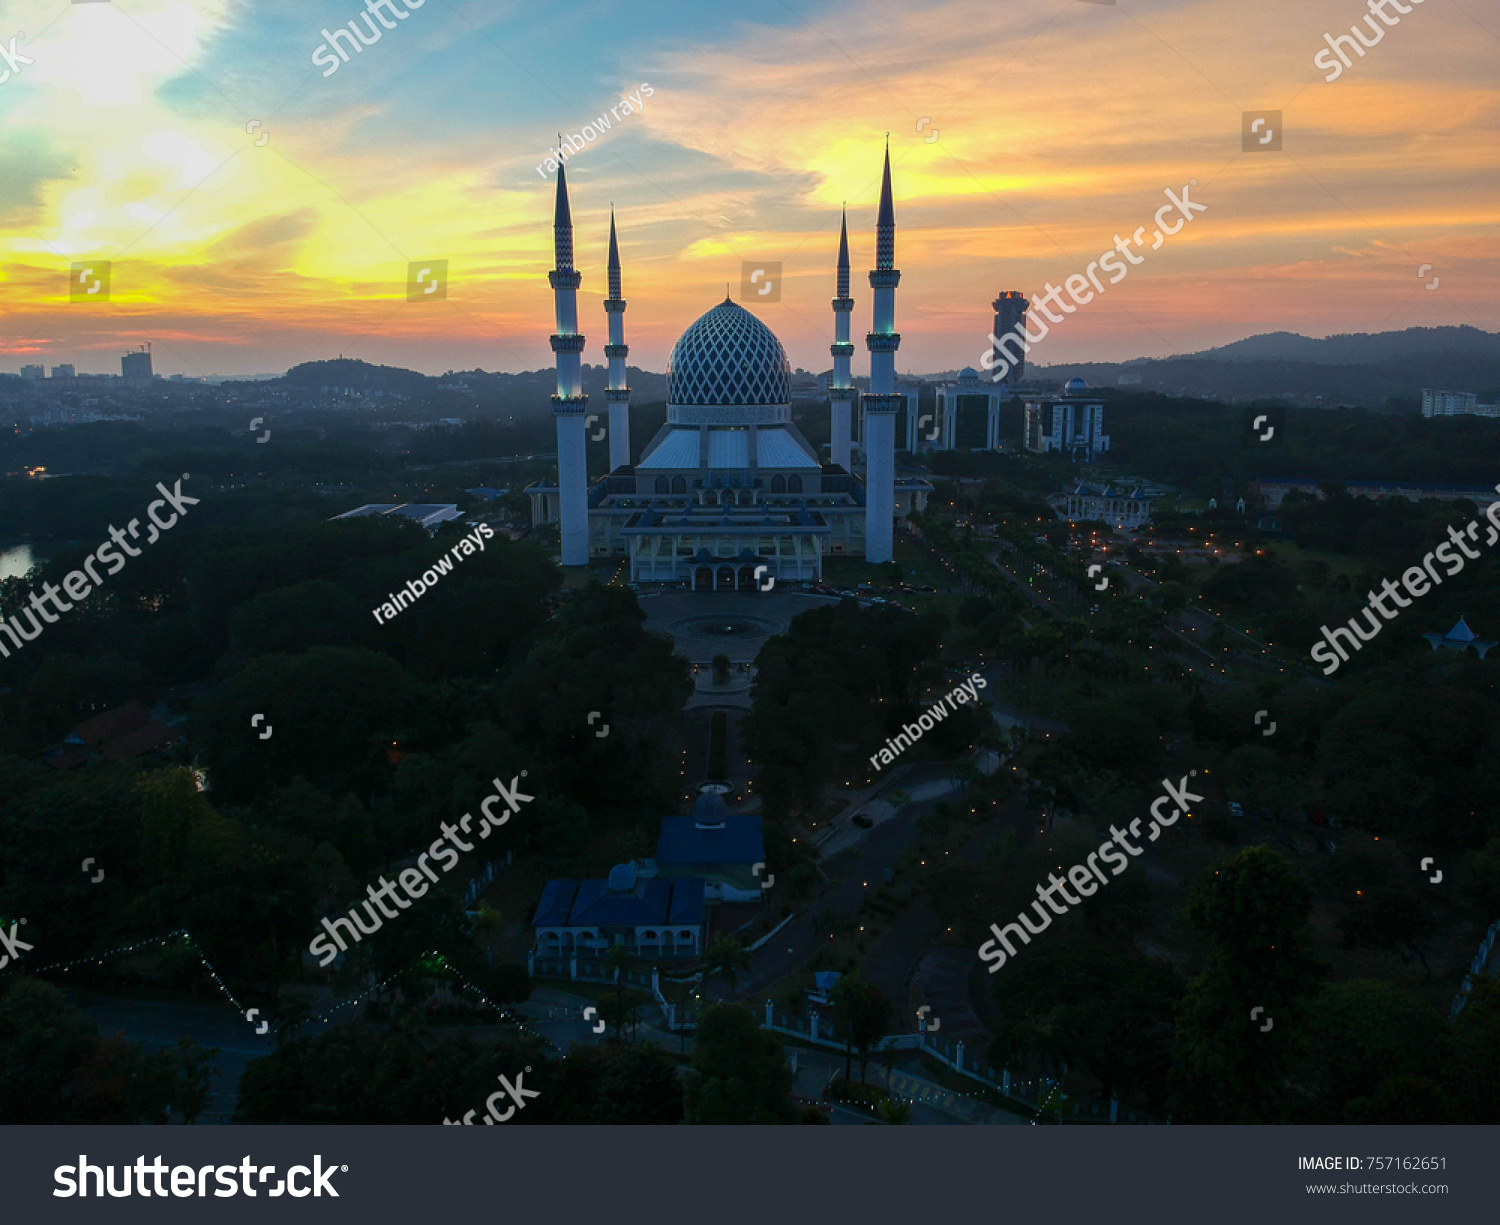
left=1, top=0, right=1496, bottom=378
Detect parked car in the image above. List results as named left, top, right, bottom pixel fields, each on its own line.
left=852, top=813, right=874, bottom=829
left=1227, top=801, right=1245, bottom=818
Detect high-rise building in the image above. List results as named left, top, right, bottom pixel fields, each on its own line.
left=20, top=365, right=44, bottom=380
left=991, top=290, right=1029, bottom=385
left=50, top=364, right=75, bottom=379
left=1024, top=393, right=1110, bottom=461
left=1421, top=389, right=1500, bottom=418
left=121, top=345, right=153, bottom=382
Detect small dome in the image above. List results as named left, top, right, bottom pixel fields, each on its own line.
left=1064, top=377, right=1088, bottom=393
left=667, top=300, right=791, bottom=407
left=959, top=366, right=978, bottom=381
left=692, top=790, right=727, bottom=829
left=606, top=863, right=637, bottom=892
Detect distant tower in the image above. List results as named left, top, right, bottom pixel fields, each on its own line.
left=828, top=209, right=856, bottom=472
left=549, top=163, right=589, bottom=566
left=603, top=210, right=631, bottom=472
left=863, top=144, right=901, bottom=564
left=121, top=344, right=153, bottom=383
left=991, top=291, right=1028, bottom=385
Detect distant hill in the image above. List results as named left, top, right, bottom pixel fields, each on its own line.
left=1192, top=326, right=1500, bottom=365
left=1029, top=328, right=1500, bottom=407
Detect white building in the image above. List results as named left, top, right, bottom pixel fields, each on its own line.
left=1422, top=389, right=1500, bottom=418
left=1024, top=392, right=1110, bottom=461
left=1051, top=483, right=1155, bottom=529
left=925, top=366, right=1006, bottom=452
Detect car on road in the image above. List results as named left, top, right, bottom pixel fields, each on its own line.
left=852, top=813, right=874, bottom=829
left=1227, top=801, right=1245, bottom=818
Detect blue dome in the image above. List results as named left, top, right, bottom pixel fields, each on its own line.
left=692, top=790, right=727, bottom=829
left=606, top=863, right=637, bottom=892
left=1064, top=377, right=1088, bottom=393
left=667, top=300, right=790, bottom=407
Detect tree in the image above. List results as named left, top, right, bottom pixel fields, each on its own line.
left=700, top=935, right=749, bottom=999
left=1297, top=979, right=1444, bottom=1122
left=604, top=944, right=636, bottom=1043
left=989, top=945, right=1179, bottom=1108
left=553, top=1042, right=684, bottom=1124
left=831, top=971, right=892, bottom=1086
left=684, top=1004, right=796, bottom=1124
left=1171, top=848, right=1326, bottom=1122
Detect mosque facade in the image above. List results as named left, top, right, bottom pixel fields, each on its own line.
left=526, top=146, right=930, bottom=589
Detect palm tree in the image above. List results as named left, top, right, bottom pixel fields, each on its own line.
left=700, top=934, right=750, bottom=999
left=603, top=943, right=634, bottom=1041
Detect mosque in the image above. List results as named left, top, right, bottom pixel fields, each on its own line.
left=526, top=145, right=932, bottom=589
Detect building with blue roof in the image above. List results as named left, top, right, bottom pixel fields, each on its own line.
left=655, top=791, right=766, bottom=901
left=532, top=863, right=705, bottom=959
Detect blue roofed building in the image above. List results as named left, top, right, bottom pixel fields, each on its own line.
left=654, top=791, right=766, bottom=902
left=532, top=862, right=705, bottom=959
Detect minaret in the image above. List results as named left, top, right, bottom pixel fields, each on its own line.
left=549, top=161, right=589, bottom=566
left=863, top=142, right=901, bottom=564
left=829, top=209, right=856, bottom=472
left=603, top=210, right=631, bottom=472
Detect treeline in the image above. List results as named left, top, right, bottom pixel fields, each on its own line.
left=1103, top=393, right=1500, bottom=492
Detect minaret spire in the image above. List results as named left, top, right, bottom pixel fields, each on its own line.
left=864, top=144, right=902, bottom=564
left=548, top=161, right=588, bottom=565
left=603, top=208, right=632, bottom=474
left=828, top=207, right=856, bottom=473
left=876, top=144, right=896, bottom=271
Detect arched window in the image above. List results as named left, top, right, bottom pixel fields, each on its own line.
left=671, top=476, right=686, bottom=494
left=654, top=476, right=669, bottom=494
left=771, top=474, right=786, bottom=493
left=787, top=475, right=803, bottom=494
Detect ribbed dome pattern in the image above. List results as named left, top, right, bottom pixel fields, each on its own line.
left=667, top=300, right=790, bottom=406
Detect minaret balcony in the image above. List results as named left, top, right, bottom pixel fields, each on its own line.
left=550, top=393, right=589, bottom=414
left=603, top=299, right=628, bottom=313
left=829, top=342, right=855, bottom=358
left=549, top=269, right=582, bottom=290
left=604, top=387, right=632, bottom=402
left=831, top=297, right=854, bottom=312
left=550, top=334, right=586, bottom=353
left=603, top=343, right=629, bottom=359
left=866, top=333, right=902, bottom=352
left=868, top=268, right=901, bottom=289
left=863, top=393, right=904, bottom=414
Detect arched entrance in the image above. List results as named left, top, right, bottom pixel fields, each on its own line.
left=694, top=566, right=713, bottom=591
left=739, top=565, right=758, bottom=591
left=716, top=566, right=736, bottom=591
